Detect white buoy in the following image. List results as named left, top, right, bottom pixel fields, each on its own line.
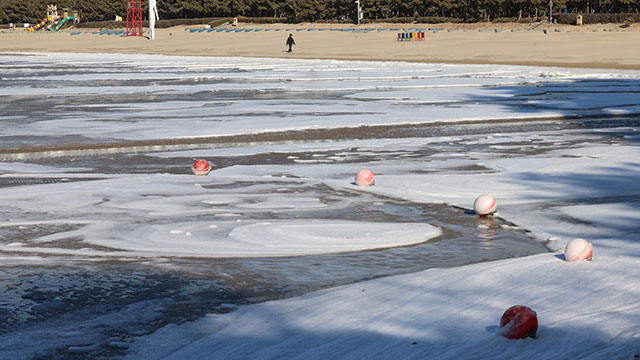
left=192, top=159, right=211, bottom=176
left=564, top=238, right=593, bottom=262
left=355, top=169, right=375, bottom=186
left=473, top=194, right=497, bottom=216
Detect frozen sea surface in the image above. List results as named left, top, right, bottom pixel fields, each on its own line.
left=0, top=53, right=639, bottom=359
left=1, top=52, right=640, bottom=151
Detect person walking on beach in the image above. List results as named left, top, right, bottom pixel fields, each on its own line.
left=286, top=34, right=295, bottom=52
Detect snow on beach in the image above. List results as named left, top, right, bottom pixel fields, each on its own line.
left=0, top=53, right=639, bottom=359
left=125, top=143, right=640, bottom=360
left=0, top=169, right=440, bottom=258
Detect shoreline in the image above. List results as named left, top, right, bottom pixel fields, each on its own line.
left=2, top=22, right=640, bottom=69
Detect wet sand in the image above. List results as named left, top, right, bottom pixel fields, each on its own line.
left=1, top=22, right=640, bottom=69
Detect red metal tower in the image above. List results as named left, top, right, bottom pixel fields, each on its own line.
left=126, top=0, right=143, bottom=37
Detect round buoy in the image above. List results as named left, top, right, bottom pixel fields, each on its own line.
left=564, top=238, right=593, bottom=262
left=473, top=194, right=497, bottom=216
left=500, top=305, right=538, bottom=339
left=355, top=169, right=375, bottom=186
left=192, top=159, right=211, bottom=176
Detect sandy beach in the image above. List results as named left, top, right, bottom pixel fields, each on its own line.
left=2, top=22, right=640, bottom=69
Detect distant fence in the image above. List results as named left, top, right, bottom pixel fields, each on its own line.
left=555, top=13, right=640, bottom=24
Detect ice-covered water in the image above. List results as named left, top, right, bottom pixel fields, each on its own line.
left=2, top=52, right=640, bottom=151
left=1, top=53, right=639, bottom=359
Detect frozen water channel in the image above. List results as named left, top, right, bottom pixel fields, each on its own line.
left=0, top=53, right=639, bottom=359
left=0, top=144, right=550, bottom=358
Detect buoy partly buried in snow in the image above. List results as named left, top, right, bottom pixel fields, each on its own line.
left=500, top=305, right=538, bottom=339
left=564, top=238, right=593, bottom=262
left=473, top=194, right=497, bottom=216
left=355, top=169, right=375, bottom=186
left=192, top=159, right=211, bottom=176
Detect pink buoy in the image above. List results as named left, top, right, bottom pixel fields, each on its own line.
left=192, top=159, right=211, bottom=176
left=355, top=169, right=375, bottom=186
left=473, top=194, right=497, bottom=216
left=500, top=305, right=538, bottom=339
left=564, top=238, right=593, bottom=262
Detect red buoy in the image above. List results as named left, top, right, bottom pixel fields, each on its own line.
left=192, top=159, right=211, bottom=176
left=355, top=169, right=375, bottom=186
left=500, top=305, right=538, bottom=339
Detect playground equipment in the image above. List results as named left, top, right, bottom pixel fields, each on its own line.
left=26, top=17, right=50, bottom=32
left=52, top=15, right=75, bottom=31
left=26, top=5, right=57, bottom=32
left=26, top=5, right=80, bottom=32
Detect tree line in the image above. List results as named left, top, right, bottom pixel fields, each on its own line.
left=1, top=0, right=639, bottom=25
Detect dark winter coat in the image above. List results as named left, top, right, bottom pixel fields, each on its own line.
left=286, top=36, right=295, bottom=46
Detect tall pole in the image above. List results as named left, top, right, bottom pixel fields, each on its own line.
left=355, top=0, right=362, bottom=25
left=549, top=0, right=553, bottom=23
left=149, top=0, right=158, bottom=40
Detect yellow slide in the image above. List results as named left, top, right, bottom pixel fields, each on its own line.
left=26, top=16, right=55, bottom=32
